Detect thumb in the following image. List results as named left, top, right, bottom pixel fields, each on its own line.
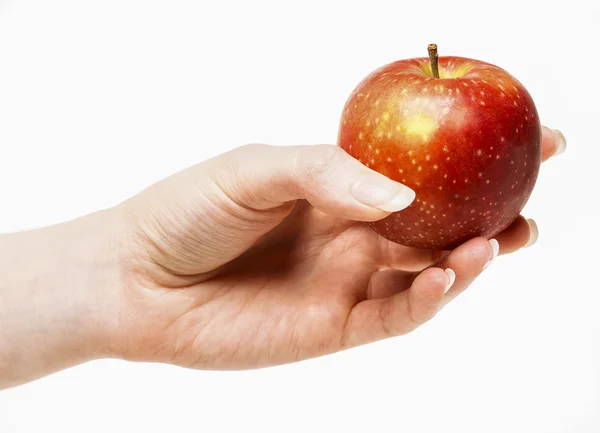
left=126, top=143, right=416, bottom=278
left=212, top=143, right=415, bottom=222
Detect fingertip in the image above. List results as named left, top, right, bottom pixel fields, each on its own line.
left=293, top=145, right=415, bottom=222
left=375, top=185, right=416, bottom=213
left=444, top=268, right=456, bottom=294
left=489, top=238, right=500, bottom=258
left=468, top=237, right=496, bottom=263
left=493, top=216, right=529, bottom=255
left=349, top=172, right=416, bottom=213
left=551, top=129, right=567, bottom=156
left=410, top=267, right=450, bottom=307
left=483, top=238, right=499, bottom=270
left=418, top=266, right=451, bottom=287
left=439, top=237, right=493, bottom=278
left=524, top=218, right=539, bottom=248
left=405, top=268, right=447, bottom=327
left=541, top=126, right=567, bottom=161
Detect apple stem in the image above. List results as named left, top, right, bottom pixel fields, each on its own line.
left=428, top=44, right=440, bottom=78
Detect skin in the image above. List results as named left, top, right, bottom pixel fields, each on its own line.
left=0, top=127, right=564, bottom=389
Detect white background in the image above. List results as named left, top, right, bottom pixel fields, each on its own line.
left=0, top=0, right=598, bottom=432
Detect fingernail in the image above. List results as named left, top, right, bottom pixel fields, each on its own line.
left=483, top=238, right=499, bottom=270
left=350, top=173, right=416, bottom=212
left=552, top=129, right=566, bottom=156
left=444, top=268, right=456, bottom=294
left=524, top=218, right=539, bottom=248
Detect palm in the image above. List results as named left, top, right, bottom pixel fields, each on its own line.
left=124, top=201, right=424, bottom=369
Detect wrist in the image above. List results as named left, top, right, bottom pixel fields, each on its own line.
left=0, top=208, right=126, bottom=388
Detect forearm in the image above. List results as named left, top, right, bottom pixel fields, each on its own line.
left=0, top=210, right=123, bottom=389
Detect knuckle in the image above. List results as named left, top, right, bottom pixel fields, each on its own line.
left=294, top=145, right=348, bottom=180
left=235, top=143, right=271, bottom=155
left=379, top=300, right=396, bottom=338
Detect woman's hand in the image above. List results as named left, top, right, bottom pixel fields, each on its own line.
left=109, top=126, right=565, bottom=370
left=0, top=127, right=565, bottom=388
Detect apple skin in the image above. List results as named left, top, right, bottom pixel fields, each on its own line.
left=337, top=56, right=541, bottom=250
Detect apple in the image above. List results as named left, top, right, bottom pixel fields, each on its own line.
left=337, top=44, right=541, bottom=250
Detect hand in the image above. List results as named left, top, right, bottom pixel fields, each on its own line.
left=105, top=126, right=565, bottom=370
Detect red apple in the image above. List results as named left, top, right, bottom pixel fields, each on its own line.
left=337, top=45, right=541, bottom=250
